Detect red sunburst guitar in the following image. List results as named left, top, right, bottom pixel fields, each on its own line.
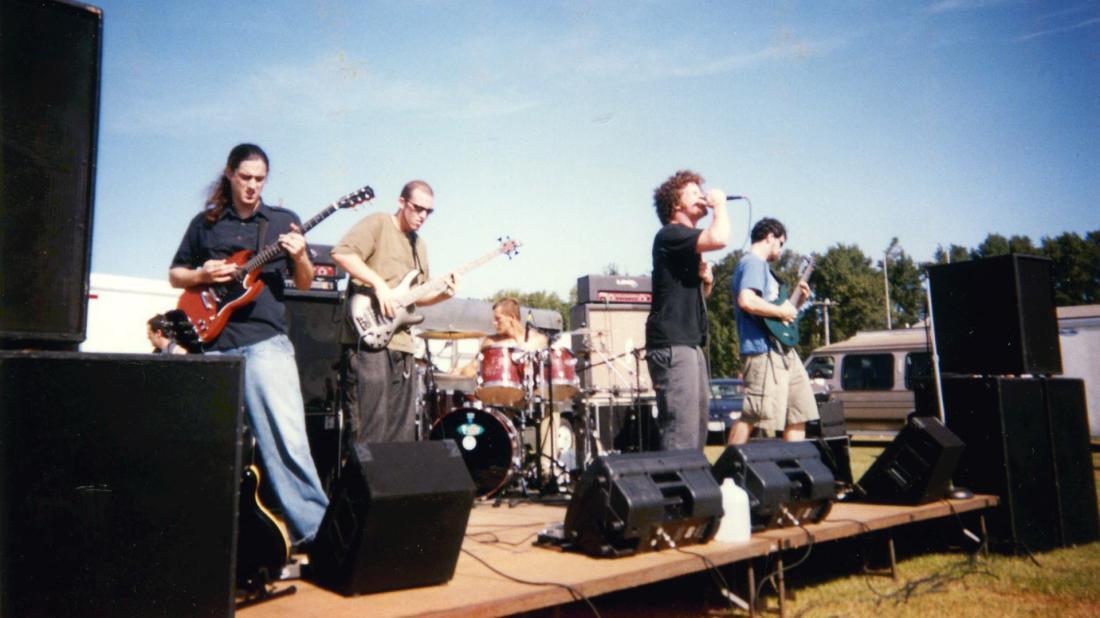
left=177, top=186, right=374, bottom=345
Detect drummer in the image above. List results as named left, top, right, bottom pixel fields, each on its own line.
left=457, top=297, right=548, bottom=377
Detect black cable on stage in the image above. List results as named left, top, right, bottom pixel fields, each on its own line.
left=674, top=546, right=748, bottom=612
left=466, top=529, right=541, bottom=547
left=460, top=548, right=602, bottom=618
left=754, top=512, right=817, bottom=603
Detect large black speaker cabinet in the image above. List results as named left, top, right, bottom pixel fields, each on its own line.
left=857, top=416, right=964, bottom=505
left=563, top=450, right=722, bottom=557
left=0, top=351, right=244, bottom=617
left=284, top=293, right=343, bottom=411
left=712, top=441, right=835, bottom=530
left=309, top=441, right=476, bottom=595
left=935, top=376, right=1061, bottom=551
left=1042, top=378, right=1099, bottom=547
left=1, top=0, right=102, bottom=348
left=927, top=254, right=1061, bottom=375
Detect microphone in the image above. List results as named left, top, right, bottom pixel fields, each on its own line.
left=726, top=195, right=745, bottom=201
left=525, top=310, right=533, bottom=342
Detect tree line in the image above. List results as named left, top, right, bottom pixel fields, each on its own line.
left=488, top=228, right=1099, bottom=380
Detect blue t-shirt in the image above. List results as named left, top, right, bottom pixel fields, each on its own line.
left=732, top=253, right=778, bottom=356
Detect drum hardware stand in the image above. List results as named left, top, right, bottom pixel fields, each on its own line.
left=417, top=345, right=440, bottom=441
left=577, top=345, right=645, bottom=452
left=629, top=346, right=649, bottom=453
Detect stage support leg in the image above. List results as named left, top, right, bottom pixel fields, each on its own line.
left=861, top=533, right=899, bottom=582
left=775, top=553, right=786, bottom=618
left=747, top=561, right=757, bottom=618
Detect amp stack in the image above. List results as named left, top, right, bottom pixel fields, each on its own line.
left=284, top=243, right=346, bottom=493
left=570, top=275, right=658, bottom=454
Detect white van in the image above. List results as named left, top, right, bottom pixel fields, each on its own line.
left=803, top=327, right=932, bottom=434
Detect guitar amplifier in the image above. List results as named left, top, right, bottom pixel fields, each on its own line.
left=284, top=243, right=344, bottom=297
left=576, top=274, right=653, bottom=305
left=570, top=303, right=653, bottom=396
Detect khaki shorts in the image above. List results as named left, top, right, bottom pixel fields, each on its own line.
left=739, top=348, right=819, bottom=432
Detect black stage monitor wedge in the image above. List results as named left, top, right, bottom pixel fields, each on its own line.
left=712, top=440, right=835, bottom=530
left=857, top=416, right=964, bottom=505
left=927, top=254, right=1061, bottom=375
left=0, top=351, right=244, bottom=617
left=562, top=450, right=722, bottom=558
left=309, top=441, right=476, bottom=595
left=1, top=0, right=102, bottom=348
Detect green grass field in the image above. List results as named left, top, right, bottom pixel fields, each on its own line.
left=541, top=448, right=1100, bottom=617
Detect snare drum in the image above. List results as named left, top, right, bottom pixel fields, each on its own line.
left=430, top=407, right=521, bottom=497
left=476, top=346, right=527, bottom=407
left=535, top=348, right=580, bottom=401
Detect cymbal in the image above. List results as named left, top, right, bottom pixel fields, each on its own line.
left=417, top=329, right=487, bottom=340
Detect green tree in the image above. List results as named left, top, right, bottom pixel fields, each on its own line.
left=883, top=247, right=924, bottom=329
left=706, top=251, right=742, bottom=378
left=1040, top=230, right=1100, bottom=305
left=932, top=244, right=970, bottom=264
left=807, top=244, right=884, bottom=345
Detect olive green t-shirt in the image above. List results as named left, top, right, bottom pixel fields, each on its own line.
left=332, top=212, right=430, bottom=352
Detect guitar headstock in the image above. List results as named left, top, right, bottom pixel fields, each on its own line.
left=338, top=185, right=376, bottom=210
left=497, top=236, right=522, bottom=259
left=799, top=255, right=815, bottom=277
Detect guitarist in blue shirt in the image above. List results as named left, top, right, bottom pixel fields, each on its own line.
left=727, top=218, right=818, bottom=445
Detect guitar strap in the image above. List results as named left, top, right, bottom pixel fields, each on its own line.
left=407, top=232, right=424, bottom=285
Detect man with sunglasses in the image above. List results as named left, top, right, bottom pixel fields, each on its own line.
left=332, top=180, right=458, bottom=449
left=727, top=217, right=818, bottom=445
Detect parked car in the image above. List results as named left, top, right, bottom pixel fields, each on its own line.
left=707, top=378, right=745, bottom=440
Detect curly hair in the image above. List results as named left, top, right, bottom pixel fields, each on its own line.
left=653, top=170, right=704, bottom=225
left=203, top=143, right=269, bottom=224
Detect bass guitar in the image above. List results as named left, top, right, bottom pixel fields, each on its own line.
left=350, top=237, right=521, bottom=350
left=763, top=256, right=815, bottom=348
left=177, top=186, right=374, bottom=345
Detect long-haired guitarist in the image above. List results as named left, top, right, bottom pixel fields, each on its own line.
left=331, top=180, right=459, bottom=449
left=728, top=217, right=819, bottom=444
left=168, top=143, right=329, bottom=548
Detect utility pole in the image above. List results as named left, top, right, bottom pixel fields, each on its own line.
left=812, top=299, right=838, bottom=345
left=883, top=239, right=902, bottom=330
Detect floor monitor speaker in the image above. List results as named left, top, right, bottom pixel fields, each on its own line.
left=309, top=441, right=476, bottom=595
left=857, top=415, right=964, bottom=505
left=928, top=254, right=1061, bottom=375
left=0, top=0, right=102, bottom=347
left=562, top=450, right=721, bottom=557
left=0, top=351, right=243, bottom=616
left=712, top=440, right=835, bottom=530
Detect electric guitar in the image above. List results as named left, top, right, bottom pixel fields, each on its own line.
left=177, top=186, right=374, bottom=345
left=236, top=464, right=292, bottom=589
left=763, top=256, right=815, bottom=348
left=350, top=237, right=521, bottom=350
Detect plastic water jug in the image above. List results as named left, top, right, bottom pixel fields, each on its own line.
left=715, top=477, right=751, bottom=543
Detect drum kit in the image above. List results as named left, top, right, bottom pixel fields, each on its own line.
left=418, top=331, right=583, bottom=501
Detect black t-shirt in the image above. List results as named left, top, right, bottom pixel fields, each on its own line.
left=646, top=224, right=707, bottom=348
left=170, top=203, right=304, bottom=351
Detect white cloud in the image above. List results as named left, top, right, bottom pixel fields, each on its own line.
left=1016, top=16, right=1100, bottom=42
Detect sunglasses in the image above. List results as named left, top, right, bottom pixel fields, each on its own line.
left=406, top=200, right=434, bottom=216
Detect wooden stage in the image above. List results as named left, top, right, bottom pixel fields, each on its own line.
left=240, top=495, right=996, bottom=617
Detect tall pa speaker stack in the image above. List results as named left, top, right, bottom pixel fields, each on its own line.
left=1, top=0, right=101, bottom=351
left=925, top=254, right=1098, bottom=551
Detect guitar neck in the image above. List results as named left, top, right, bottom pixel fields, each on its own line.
left=787, top=263, right=815, bottom=307
left=239, top=204, right=339, bottom=274
left=396, top=246, right=505, bottom=306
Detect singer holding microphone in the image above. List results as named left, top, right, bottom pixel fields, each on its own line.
left=644, top=170, right=731, bottom=451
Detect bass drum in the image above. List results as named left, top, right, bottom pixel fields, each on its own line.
left=429, top=407, right=521, bottom=498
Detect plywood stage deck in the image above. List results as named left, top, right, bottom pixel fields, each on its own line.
left=240, top=495, right=996, bottom=617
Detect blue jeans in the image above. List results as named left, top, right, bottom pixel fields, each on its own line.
left=210, top=334, right=329, bottom=543
left=647, top=344, right=709, bottom=451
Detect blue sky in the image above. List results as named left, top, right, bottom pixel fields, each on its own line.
left=90, top=0, right=1099, bottom=299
